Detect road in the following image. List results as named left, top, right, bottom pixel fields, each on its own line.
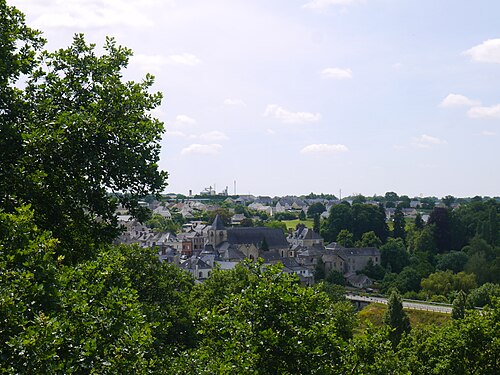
left=346, top=294, right=453, bottom=314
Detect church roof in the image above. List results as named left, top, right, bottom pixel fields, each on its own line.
left=226, top=227, right=289, bottom=249
left=211, top=214, right=225, bottom=230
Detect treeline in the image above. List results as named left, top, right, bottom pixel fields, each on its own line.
left=320, top=199, right=499, bottom=304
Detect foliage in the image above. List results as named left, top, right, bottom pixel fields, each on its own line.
left=356, top=231, right=382, bottom=248
left=383, top=290, right=411, bottom=347
left=380, top=238, right=410, bottom=273
left=393, top=206, right=406, bottom=241
left=326, top=269, right=346, bottom=286
left=336, top=229, right=354, bottom=247
left=17, top=34, right=166, bottom=263
left=307, top=202, right=326, bottom=218
left=436, top=251, right=468, bottom=273
left=145, top=212, right=180, bottom=233
left=421, top=270, right=477, bottom=297
left=466, top=283, right=500, bottom=307
left=263, top=220, right=288, bottom=233
left=182, top=261, right=354, bottom=373
left=451, top=290, right=467, bottom=320
left=428, top=207, right=452, bottom=253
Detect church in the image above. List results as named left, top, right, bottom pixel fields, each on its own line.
left=207, top=215, right=290, bottom=261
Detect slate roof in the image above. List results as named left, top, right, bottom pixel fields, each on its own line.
left=336, top=247, right=380, bottom=257
left=226, top=227, right=289, bottom=249
left=258, top=250, right=284, bottom=263
left=211, top=214, right=225, bottom=230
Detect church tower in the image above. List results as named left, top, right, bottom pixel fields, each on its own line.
left=208, top=214, right=227, bottom=246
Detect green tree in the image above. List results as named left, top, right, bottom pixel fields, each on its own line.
left=393, top=206, right=406, bottom=241
left=383, top=290, right=410, bottom=348
left=146, top=213, right=180, bottom=233
left=356, top=230, right=382, bottom=248
left=299, top=209, right=306, bottom=220
left=0, top=0, right=45, bottom=211
left=467, top=283, right=500, bottom=307
left=6, top=34, right=167, bottom=263
left=336, top=229, right=354, bottom=247
left=414, top=212, right=424, bottom=230
left=380, top=238, right=410, bottom=273
left=326, top=269, right=346, bottom=286
left=436, top=251, right=469, bottom=273
left=321, top=202, right=353, bottom=242
left=452, top=290, right=467, bottom=320
left=313, top=213, right=321, bottom=233
left=307, top=202, right=326, bottom=218
left=182, top=262, right=353, bottom=373
left=428, top=207, right=452, bottom=253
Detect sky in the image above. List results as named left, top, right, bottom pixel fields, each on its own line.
left=10, top=0, right=500, bottom=198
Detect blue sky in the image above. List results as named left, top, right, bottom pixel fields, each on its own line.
left=12, top=0, right=500, bottom=198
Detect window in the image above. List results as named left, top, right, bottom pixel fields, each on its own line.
left=198, top=271, right=203, bottom=278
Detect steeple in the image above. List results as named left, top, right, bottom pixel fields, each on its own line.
left=211, top=214, right=225, bottom=230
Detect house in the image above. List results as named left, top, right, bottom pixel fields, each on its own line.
left=346, top=274, right=373, bottom=289
left=288, top=226, right=324, bottom=248
left=231, top=213, right=246, bottom=225
left=324, top=243, right=381, bottom=275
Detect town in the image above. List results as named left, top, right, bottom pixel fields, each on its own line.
left=116, top=191, right=454, bottom=289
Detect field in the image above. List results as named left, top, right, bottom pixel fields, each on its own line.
left=356, top=303, right=450, bottom=333
left=282, top=219, right=314, bottom=230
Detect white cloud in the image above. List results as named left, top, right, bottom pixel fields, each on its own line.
left=165, top=53, right=201, bottom=66
left=439, top=94, right=481, bottom=108
left=131, top=54, right=168, bottom=72
left=463, top=39, right=500, bottom=63
left=174, top=115, right=197, bottom=126
left=303, top=0, right=357, bottom=10
left=266, top=129, right=276, bottom=135
left=223, top=98, right=246, bottom=107
left=181, top=144, right=222, bottom=155
left=165, top=130, right=186, bottom=137
left=300, top=143, right=349, bottom=154
left=413, top=134, right=447, bottom=148
left=21, top=0, right=157, bottom=29
left=468, top=104, right=500, bottom=119
left=197, top=131, right=229, bottom=142
left=320, top=67, right=353, bottom=80
left=481, top=130, right=497, bottom=136
left=263, top=104, right=321, bottom=124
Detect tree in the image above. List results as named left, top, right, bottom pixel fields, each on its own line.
left=452, top=290, right=467, bottom=320
left=146, top=213, right=180, bottom=233
left=466, top=283, right=500, bottom=307
left=380, top=238, right=410, bottom=273
left=321, top=203, right=353, bottom=242
left=298, top=209, right=306, bottom=220
left=428, top=207, right=452, bottom=253
left=336, top=229, right=354, bottom=247
left=326, top=269, right=346, bottom=286
left=0, top=0, right=45, bottom=212
left=182, top=261, right=353, bottom=373
left=313, top=213, right=321, bottom=233
left=4, top=34, right=167, bottom=263
left=356, top=231, right=382, bottom=248
left=442, top=195, right=456, bottom=208
left=383, top=290, right=410, bottom=348
left=392, top=206, right=406, bottom=241
left=436, top=251, right=469, bottom=273
left=414, top=212, right=424, bottom=230
left=307, top=202, right=326, bottom=218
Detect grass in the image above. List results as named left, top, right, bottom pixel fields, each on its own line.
left=356, top=302, right=450, bottom=333
left=282, top=219, right=314, bottom=230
